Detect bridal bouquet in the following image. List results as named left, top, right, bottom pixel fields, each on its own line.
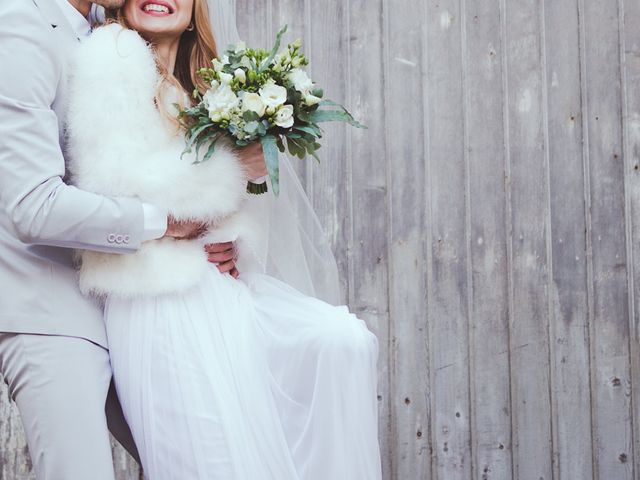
left=178, top=25, right=365, bottom=195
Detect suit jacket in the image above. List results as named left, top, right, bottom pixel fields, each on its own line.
left=0, top=0, right=146, bottom=347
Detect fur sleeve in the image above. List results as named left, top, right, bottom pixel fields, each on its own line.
left=66, top=23, right=247, bottom=223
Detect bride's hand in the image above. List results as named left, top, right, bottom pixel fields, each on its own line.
left=205, top=242, right=240, bottom=279
left=237, top=142, right=268, bottom=180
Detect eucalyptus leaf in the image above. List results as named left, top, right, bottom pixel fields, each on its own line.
left=259, top=25, right=288, bottom=73
left=293, top=124, right=322, bottom=137
left=308, top=108, right=367, bottom=128
left=182, top=124, right=210, bottom=159
left=202, top=135, right=221, bottom=163
left=261, top=135, right=280, bottom=196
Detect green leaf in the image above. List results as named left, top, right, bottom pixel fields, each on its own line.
left=194, top=130, right=215, bottom=161
left=287, top=137, right=307, bottom=159
left=182, top=124, right=210, bottom=159
left=259, top=25, right=288, bottom=73
left=319, top=99, right=341, bottom=107
left=243, top=110, right=260, bottom=122
left=201, top=135, right=221, bottom=163
left=276, top=135, right=286, bottom=153
left=308, top=107, right=367, bottom=128
left=260, top=135, right=280, bottom=196
left=293, top=124, right=322, bottom=137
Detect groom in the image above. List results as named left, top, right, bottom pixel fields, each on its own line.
left=0, top=0, right=267, bottom=478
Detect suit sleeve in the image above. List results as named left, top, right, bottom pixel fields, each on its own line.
left=0, top=7, right=148, bottom=253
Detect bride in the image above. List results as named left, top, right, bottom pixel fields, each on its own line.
left=66, top=0, right=382, bottom=478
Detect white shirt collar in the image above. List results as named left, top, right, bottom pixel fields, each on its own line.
left=52, top=0, right=92, bottom=39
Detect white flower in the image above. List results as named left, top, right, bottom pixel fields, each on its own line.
left=221, top=55, right=230, bottom=65
left=288, top=68, right=314, bottom=94
left=259, top=81, right=288, bottom=108
left=304, top=94, right=322, bottom=106
left=242, top=92, right=267, bottom=117
left=219, top=72, right=233, bottom=84
left=234, top=68, right=246, bottom=83
left=274, top=104, right=294, bottom=128
left=234, top=41, right=247, bottom=53
left=211, top=58, right=224, bottom=72
left=203, top=83, right=239, bottom=121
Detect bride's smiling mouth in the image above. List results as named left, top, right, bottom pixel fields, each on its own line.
left=140, top=1, right=175, bottom=16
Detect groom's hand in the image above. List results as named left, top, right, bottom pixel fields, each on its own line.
left=164, top=217, right=207, bottom=240
left=205, top=242, right=239, bottom=279
left=237, top=143, right=268, bottom=180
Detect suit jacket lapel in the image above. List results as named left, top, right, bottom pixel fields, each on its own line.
left=31, top=0, right=81, bottom=42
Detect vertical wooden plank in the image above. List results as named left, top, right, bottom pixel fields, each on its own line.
left=581, top=0, right=635, bottom=477
left=236, top=0, right=269, bottom=45
left=306, top=0, right=350, bottom=299
left=463, top=1, right=513, bottom=478
left=502, top=0, right=554, bottom=478
left=383, top=0, right=431, bottom=478
left=622, top=0, right=640, bottom=477
left=424, top=1, right=472, bottom=478
left=0, top=383, right=33, bottom=479
left=343, top=0, right=392, bottom=477
left=543, top=0, right=594, bottom=478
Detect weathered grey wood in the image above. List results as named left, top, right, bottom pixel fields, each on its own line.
left=502, top=0, right=554, bottom=478
left=464, top=1, right=513, bottom=478
left=543, top=1, right=594, bottom=479
left=382, top=0, right=431, bottom=479
left=424, top=0, right=472, bottom=478
left=623, top=0, right=640, bottom=477
left=582, top=0, right=635, bottom=478
left=341, top=1, right=393, bottom=479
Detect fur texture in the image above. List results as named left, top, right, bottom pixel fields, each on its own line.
left=67, top=24, right=251, bottom=298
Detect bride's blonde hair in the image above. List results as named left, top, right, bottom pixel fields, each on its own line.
left=106, top=0, right=219, bottom=108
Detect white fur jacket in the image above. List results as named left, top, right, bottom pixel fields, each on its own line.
left=67, top=24, right=253, bottom=298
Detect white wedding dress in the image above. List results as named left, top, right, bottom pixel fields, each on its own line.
left=66, top=24, right=382, bottom=480
left=106, top=269, right=380, bottom=480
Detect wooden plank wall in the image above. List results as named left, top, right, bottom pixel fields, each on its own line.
left=1, top=1, right=639, bottom=478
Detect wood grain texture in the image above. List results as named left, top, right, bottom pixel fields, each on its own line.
left=2, top=1, right=639, bottom=479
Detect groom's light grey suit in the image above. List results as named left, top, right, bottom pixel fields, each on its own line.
left=0, top=0, right=159, bottom=477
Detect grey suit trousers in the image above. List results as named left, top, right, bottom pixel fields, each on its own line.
left=0, top=334, right=139, bottom=480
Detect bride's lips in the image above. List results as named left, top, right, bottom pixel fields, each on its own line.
left=140, top=0, right=175, bottom=16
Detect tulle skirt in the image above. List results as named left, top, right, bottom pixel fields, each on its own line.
left=104, top=266, right=382, bottom=480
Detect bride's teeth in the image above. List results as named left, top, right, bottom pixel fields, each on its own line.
left=144, top=3, right=170, bottom=13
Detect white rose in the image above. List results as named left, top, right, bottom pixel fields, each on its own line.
left=274, top=104, right=294, bottom=128
left=288, top=68, right=314, bottom=94
left=222, top=55, right=230, bottom=65
left=259, top=81, right=288, bottom=108
left=242, top=92, right=267, bottom=117
left=234, top=68, right=246, bottom=83
left=203, top=83, right=239, bottom=121
left=304, top=94, right=322, bottom=106
left=219, top=72, right=233, bottom=84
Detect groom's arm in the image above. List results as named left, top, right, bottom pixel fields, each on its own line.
left=0, top=5, right=166, bottom=253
